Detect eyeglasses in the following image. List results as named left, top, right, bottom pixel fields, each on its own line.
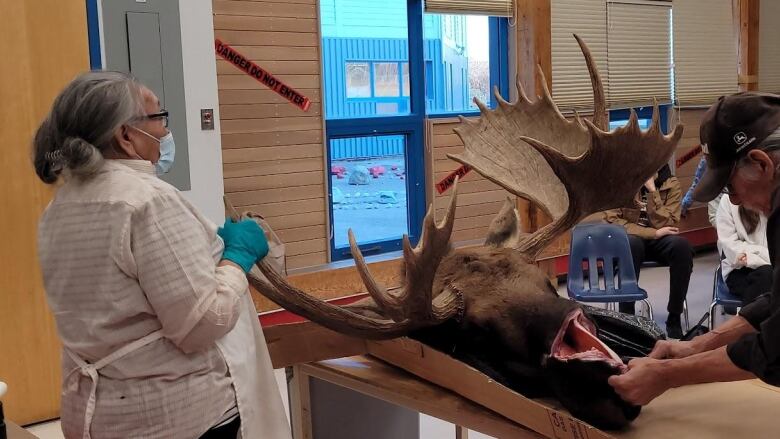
left=141, top=110, right=169, bottom=128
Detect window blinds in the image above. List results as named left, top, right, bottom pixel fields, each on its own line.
left=425, top=0, right=514, bottom=17
left=606, top=1, right=672, bottom=108
left=673, top=0, right=737, bottom=106
left=552, top=0, right=672, bottom=110
left=551, top=0, right=609, bottom=111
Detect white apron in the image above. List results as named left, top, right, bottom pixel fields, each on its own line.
left=64, top=294, right=291, bottom=439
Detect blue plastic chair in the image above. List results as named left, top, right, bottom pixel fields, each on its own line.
left=710, top=266, right=743, bottom=329
left=567, top=224, right=653, bottom=320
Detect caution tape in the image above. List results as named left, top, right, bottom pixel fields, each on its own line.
left=215, top=39, right=311, bottom=112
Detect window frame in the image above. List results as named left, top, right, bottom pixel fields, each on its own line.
left=344, top=60, right=411, bottom=101
left=324, top=1, right=428, bottom=261
left=426, top=16, right=510, bottom=119
left=344, top=61, right=374, bottom=99
left=323, top=1, right=510, bottom=262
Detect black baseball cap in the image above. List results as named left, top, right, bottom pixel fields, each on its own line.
left=693, top=92, right=780, bottom=202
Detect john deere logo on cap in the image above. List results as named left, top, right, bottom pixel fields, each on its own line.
left=734, top=132, right=748, bottom=145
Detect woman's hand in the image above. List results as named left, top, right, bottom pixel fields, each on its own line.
left=218, top=219, right=269, bottom=273
left=736, top=253, right=748, bottom=267
left=654, top=226, right=679, bottom=238
left=644, top=177, right=657, bottom=193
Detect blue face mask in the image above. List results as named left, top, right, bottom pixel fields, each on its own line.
left=155, top=132, right=175, bottom=175
left=131, top=126, right=176, bottom=175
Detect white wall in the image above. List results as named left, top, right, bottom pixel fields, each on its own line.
left=177, top=0, right=225, bottom=224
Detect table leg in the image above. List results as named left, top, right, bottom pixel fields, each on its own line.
left=288, top=365, right=313, bottom=439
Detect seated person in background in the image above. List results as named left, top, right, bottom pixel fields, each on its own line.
left=682, top=156, right=722, bottom=226
left=604, top=164, right=693, bottom=339
left=716, top=194, right=772, bottom=306
left=708, top=194, right=723, bottom=227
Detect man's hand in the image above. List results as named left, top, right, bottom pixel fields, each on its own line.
left=737, top=253, right=748, bottom=267
left=644, top=177, right=657, bottom=192
left=608, top=357, right=672, bottom=406
left=649, top=339, right=700, bottom=359
left=655, top=226, right=679, bottom=238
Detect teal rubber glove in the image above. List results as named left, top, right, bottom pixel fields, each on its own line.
left=218, top=219, right=269, bottom=273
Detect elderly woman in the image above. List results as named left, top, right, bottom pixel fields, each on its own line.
left=33, top=71, right=291, bottom=439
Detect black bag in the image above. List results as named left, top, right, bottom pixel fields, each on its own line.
left=583, top=305, right=666, bottom=358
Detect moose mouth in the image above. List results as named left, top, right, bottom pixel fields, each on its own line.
left=551, top=309, right=626, bottom=372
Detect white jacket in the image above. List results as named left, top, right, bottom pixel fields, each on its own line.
left=716, top=194, right=770, bottom=279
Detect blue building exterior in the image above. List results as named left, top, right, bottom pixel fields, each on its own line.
left=321, top=0, right=474, bottom=159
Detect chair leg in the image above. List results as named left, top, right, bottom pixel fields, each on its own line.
left=683, top=300, right=690, bottom=331
left=642, top=299, right=653, bottom=321
left=709, top=302, right=718, bottom=330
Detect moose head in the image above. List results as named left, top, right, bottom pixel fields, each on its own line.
left=248, top=35, right=683, bottom=429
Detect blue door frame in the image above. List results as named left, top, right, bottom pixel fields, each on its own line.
left=86, top=0, right=102, bottom=69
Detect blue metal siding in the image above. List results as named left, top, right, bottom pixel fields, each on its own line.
left=320, top=7, right=474, bottom=160
left=322, top=37, right=411, bottom=119
left=330, top=135, right=405, bottom=160
left=423, top=14, right=441, bottom=39
left=322, top=34, right=473, bottom=157
left=321, top=0, right=407, bottom=38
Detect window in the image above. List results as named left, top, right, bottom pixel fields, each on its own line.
left=424, top=14, right=497, bottom=115
left=346, top=62, right=371, bottom=98
left=344, top=62, right=409, bottom=101
left=609, top=106, right=669, bottom=133
left=608, top=118, right=652, bottom=131
left=330, top=134, right=409, bottom=252
left=374, top=62, right=401, bottom=97
left=402, top=63, right=410, bottom=96
left=320, top=0, right=508, bottom=261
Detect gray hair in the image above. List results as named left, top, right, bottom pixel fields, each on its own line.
left=33, top=71, right=146, bottom=184
left=735, top=126, right=780, bottom=180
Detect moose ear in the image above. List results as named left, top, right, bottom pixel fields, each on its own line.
left=485, top=198, right=529, bottom=248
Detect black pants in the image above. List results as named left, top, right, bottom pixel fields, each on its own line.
left=199, top=417, right=241, bottom=439
left=619, top=234, right=693, bottom=316
left=726, top=265, right=773, bottom=306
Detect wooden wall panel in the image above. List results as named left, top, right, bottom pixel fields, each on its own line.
left=673, top=108, right=707, bottom=180
left=672, top=108, right=713, bottom=231
left=427, top=118, right=513, bottom=245
left=215, top=0, right=328, bottom=270
left=0, top=0, right=90, bottom=424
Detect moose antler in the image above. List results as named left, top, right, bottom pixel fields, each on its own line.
left=244, top=182, right=464, bottom=339
left=450, top=34, right=683, bottom=258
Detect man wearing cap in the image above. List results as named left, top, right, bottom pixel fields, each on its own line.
left=609, top=92, right=780, bottom=405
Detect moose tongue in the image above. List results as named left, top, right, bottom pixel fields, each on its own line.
left=550, top=308, right=626, bottom=372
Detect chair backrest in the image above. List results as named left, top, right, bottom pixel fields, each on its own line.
left=567, top=223, right=643, bottom=298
